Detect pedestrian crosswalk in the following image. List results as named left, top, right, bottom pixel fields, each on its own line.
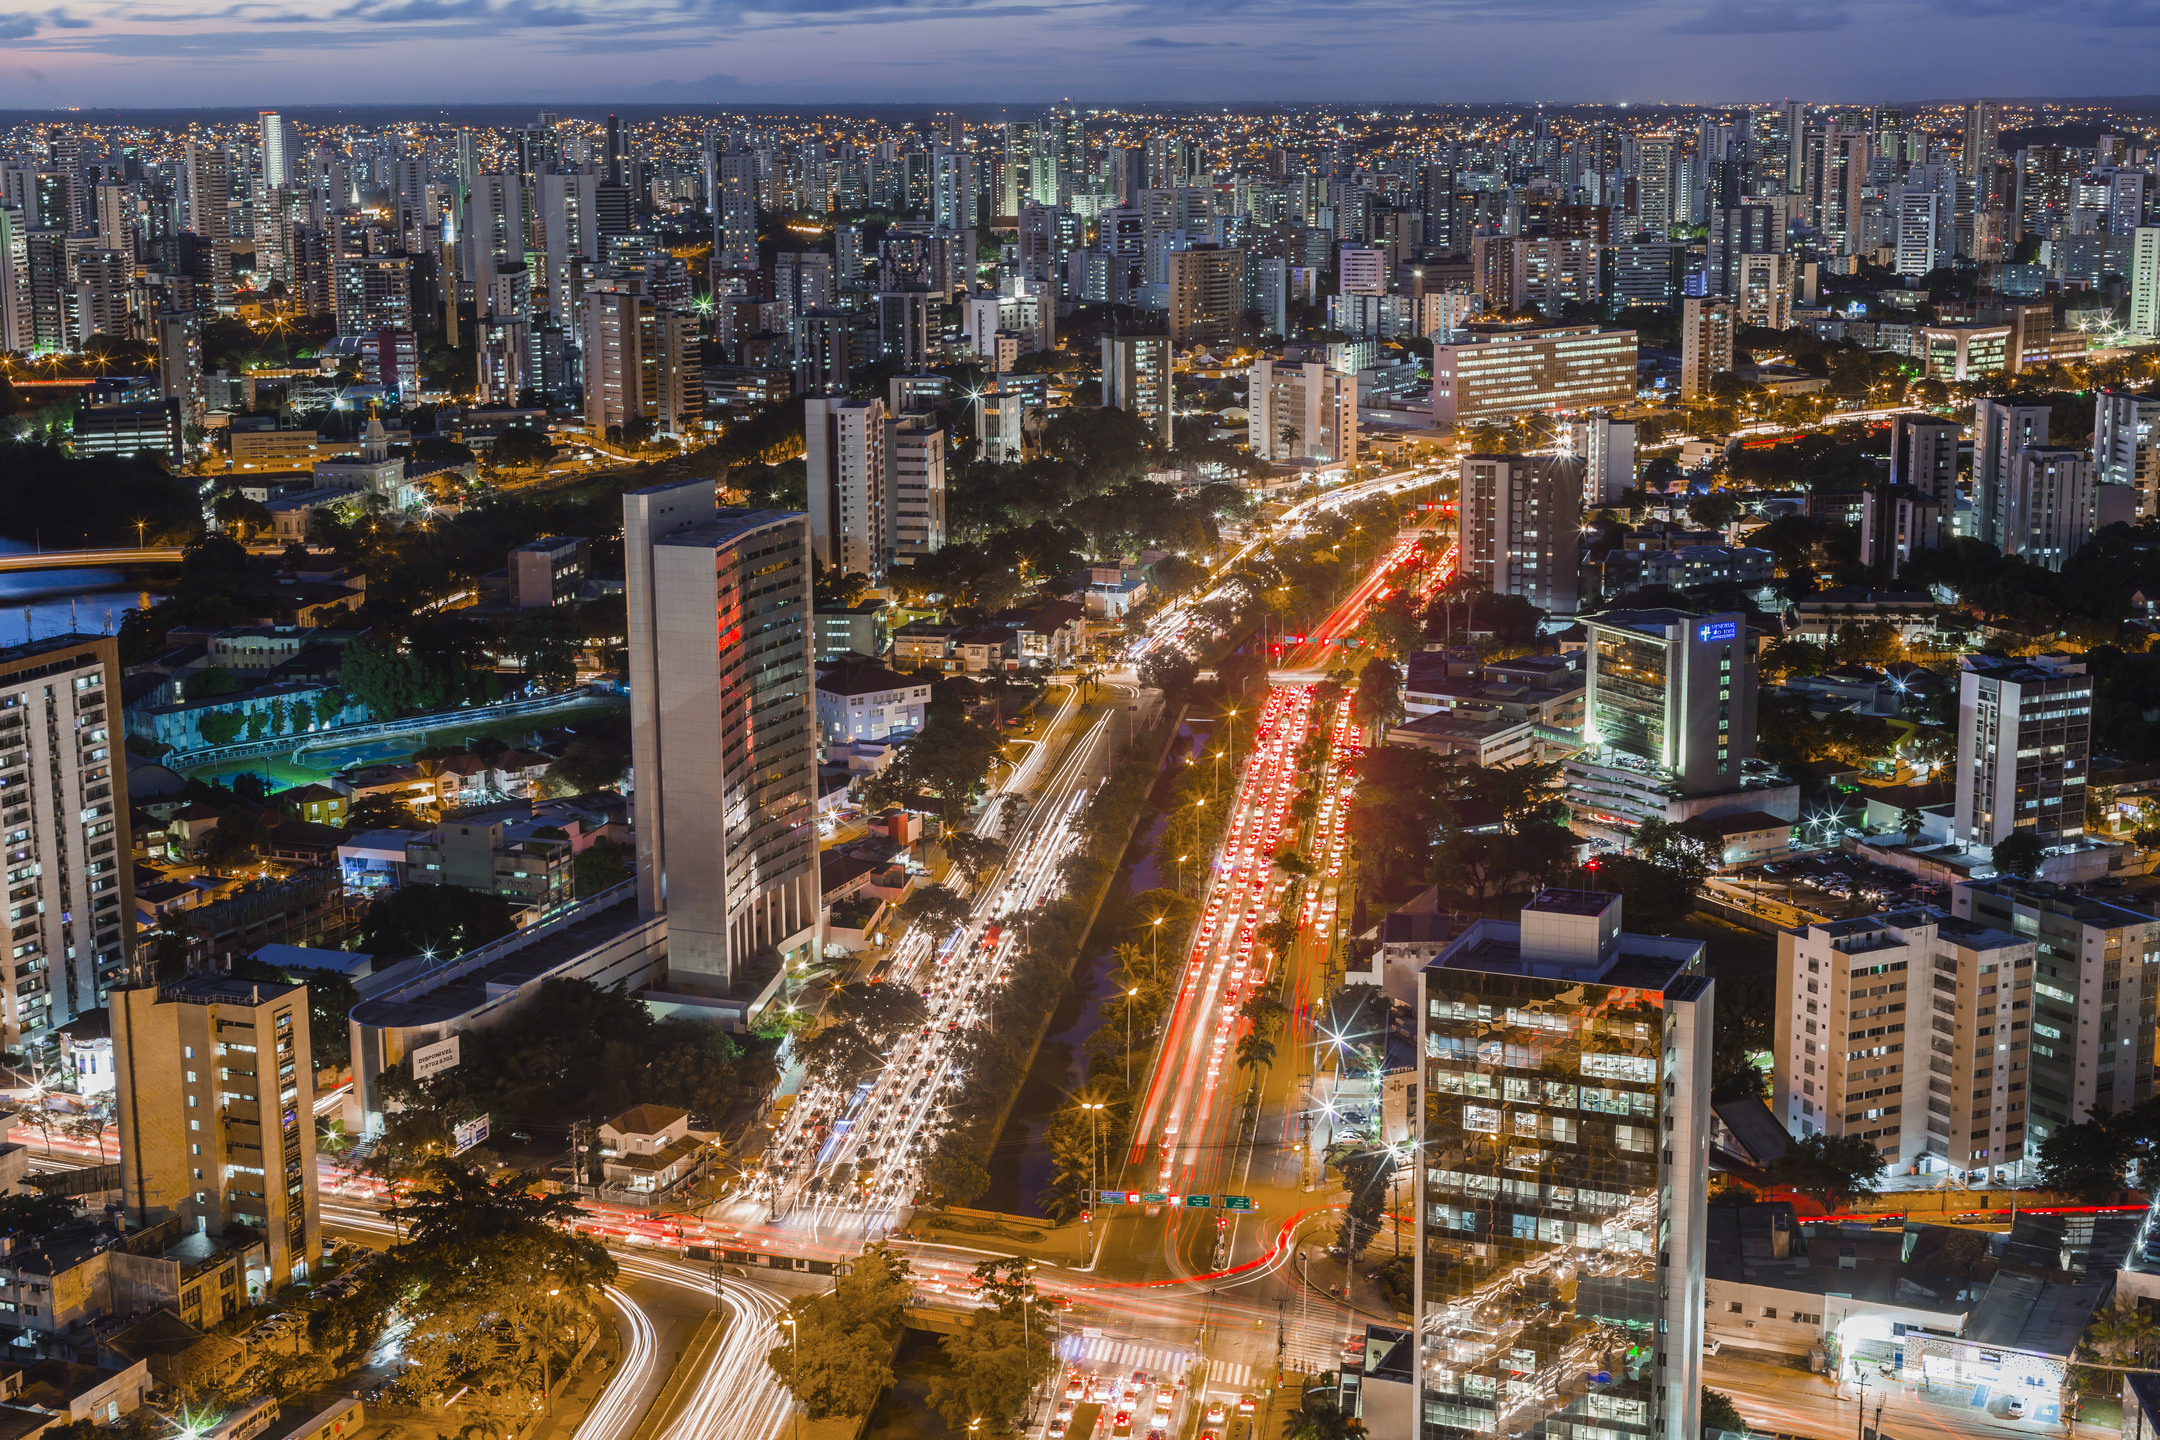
left=1057, top=1334, right=1192, bottom=1382
left=1051, top=1338, right=1295, bottom=1396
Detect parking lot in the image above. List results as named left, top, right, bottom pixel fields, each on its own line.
left=1725, top=851, right=1951, bottom=922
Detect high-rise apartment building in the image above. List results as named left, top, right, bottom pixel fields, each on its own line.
left=1678, top=297, right=1735, bottom=399
left=2002, top=446, right=2096, bottom=570
left=1573, top=413, right=1636, bottom=509
left=1972, top=397, right=2051, bottom=551
left=580, top=286, right=702, bottom=440
left=1961, top=102, right=2001, bottom=179
left=1731, top=251, right=1793, bottom=331
left=1415, top=889, right=1710, bottom=1440
left=1953, top=653, right=2090, bottom=852
left=714, top=148, right=759, bottom=272
left=1890, top=412, right=1961, bottom=501
left=258, top=112, right=298, bottom=189
left=622, top=483, right=821, bottom=991
left=1773, top=909, right=2033, bottom=1180
left=2095, top=388, right=2160, bottom=518
left=1635, top=133, right=1677, bottom=236
left=538, top=171, right=599, bottom=322
left=183, top=141, right=233, bottom=305
left=1430, top=324, right=1637, bottom=424
left=884, top=412, right=946, bottom=565
left=1460, top=453, right=1584, bottom=614
left=112, top=973, right=320, bottom=1286
left=157, top=309, right=204, bottom=434
left=0, top=635, right=132, bottom=1046
left=1166, top=246, right=1246, bottom=346
left=332, top=254, right=412, bottom=337
left=805, top=396, right=889, bottom=580
left=1101, top=334, right=1173, bottom=446
left=1955, top=877, right=2160, bottom=1137
left=2131, top=229, right=2160, bottom=340
left=1247, top=356, right=1356, bottom=465
left=1337, top=244, right=1388, bottom=296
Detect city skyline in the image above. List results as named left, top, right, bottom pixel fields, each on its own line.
left=14, top=0, right=2160, bottom=108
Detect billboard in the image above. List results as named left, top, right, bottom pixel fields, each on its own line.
left=413, top=1036, right=461, bottom=1081
left=451, top=1114, right=490, bottom=1155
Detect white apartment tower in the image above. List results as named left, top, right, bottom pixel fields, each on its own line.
left=0, top=635, right=132, bottom=1046
left=805, top=396, right=889, bottom=580
left=1678, top=297, right=1735, bottom=399
left=2131, top=228, right=2160, bottom=339
left=1773, top=909, right=2033, bottom=1180
left=1953, top=653, right=2090, bottom=851
left=1248, top=356, right=1356, bottom=465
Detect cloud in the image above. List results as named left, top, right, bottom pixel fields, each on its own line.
left=0, top=7, right=84, bottom=38
left=1663, top=1, right=1843, bottom=28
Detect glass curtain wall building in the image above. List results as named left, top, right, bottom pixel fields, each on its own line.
left=1415, top=890, right=1712, bottom=1440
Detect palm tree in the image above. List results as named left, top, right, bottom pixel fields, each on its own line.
left=1282, top=1389, right=1365, bottom=1439
left=1236, top=1031, right=1277, bottom=1078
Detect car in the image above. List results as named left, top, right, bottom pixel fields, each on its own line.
left=1064, top=1373, right=1085, bottom=1402
left=1048, top=1418, right=1069, bottom=1439
left=1236, top=1394, right=1257, bottom=1415
left=2004, top=1395, right=2027, bottom=1419
left=1154, top=1386, right=1175, bottom=1415
left=1112, top=1411, right=1133, bottom=1438
left=1204, top=1402, right=1228, bottom=1426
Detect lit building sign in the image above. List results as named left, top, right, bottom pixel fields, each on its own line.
left=1696, top=621, right=1737, bottom=643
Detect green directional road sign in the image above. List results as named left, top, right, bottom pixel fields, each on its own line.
left=1183, top=1194, right=1213, bottom=1208
left=1222, top=1195, right=1256, bottom=1211
left=1141, top=1192, right=1169, bottom=1205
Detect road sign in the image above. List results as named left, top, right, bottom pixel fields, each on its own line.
left=1140, top=1192, right=1169, bottom=1205
left=1223, top=1195, right=1256, bottom=1211
left=1099, top=1191, right=1128, bottom=1204
left=1184, top=1194, right=1214, bottom=1208
left=412, top=1036, right=460, bottom=1080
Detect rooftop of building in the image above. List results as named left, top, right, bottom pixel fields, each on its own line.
left=1960, top=652, right=2088, bottom=685
left=604, top=1103, right=690, bottom=1136
left=348, top=893, right=646, bottom=1030
left=1700, top=810, right=1795, bottom=837
left=513, top=535, right=585, bottom=554
left=1524, top=887, right=1616, bottom=919
left=1959, top=874, right=2156, bottom=929
left=1804, top=906, right=2026, bottom=954
left=144, top=973, right=307, bottom=1008
left=816, top=660, right=920, bottom=696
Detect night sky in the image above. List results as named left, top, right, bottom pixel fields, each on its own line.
left=6, top=0, right=2160, bottom=108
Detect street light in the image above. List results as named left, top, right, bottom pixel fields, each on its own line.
left=782, top=1315, right=802, bottom=1440
left=1081, top=1101, right=1107, bottom=1257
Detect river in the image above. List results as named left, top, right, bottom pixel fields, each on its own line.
left=0, top=539, right=155, bottom=649
left=979, top=723, right=1198, bottom=1217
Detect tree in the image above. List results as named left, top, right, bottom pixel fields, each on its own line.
left=1281, top=1388, right=1367, bottom=1440
left=0, top=1192, right=82, bottom=1237
left=920, top=1146, right=990, bottom=1208
left=355, top=883, right=518, bottom=959
left=346, top=793, right=425, bottom=831
left=2034, top=1118, right=2130, bottom=1202
left=541, top=739, right=628, bottom=797
left=943, top=832, right=1008, bottom=883
left=1137, top=649, right=1200, bottom=705
left=1352, top=658, right=1403, bottom=731
left=488, top=429, right=556, bottom=470
left=1771, top=1131, right=1887, bottom=1208
left=183, top=666, right=243, bottom=701
left=929, top=1258, right=1054, bottom=1434
left=897, top=884, right=972, bottom=939
left=1897, top=805, right=1927, bottom=847
left=765, top=1244, right=912, bottom=1421
left=1336, top=1146, right=1397, bottom=1260
left=198, top=711, right=244, bottom=747
left=1702, top=1387, right=1747, bottom=1437
left=573, top=837, right=630, bottom=897
left=1991, top=831, right=2046, bottom=879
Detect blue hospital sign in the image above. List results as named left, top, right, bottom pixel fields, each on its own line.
left=1696, top=621, right=1738, bottom=643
